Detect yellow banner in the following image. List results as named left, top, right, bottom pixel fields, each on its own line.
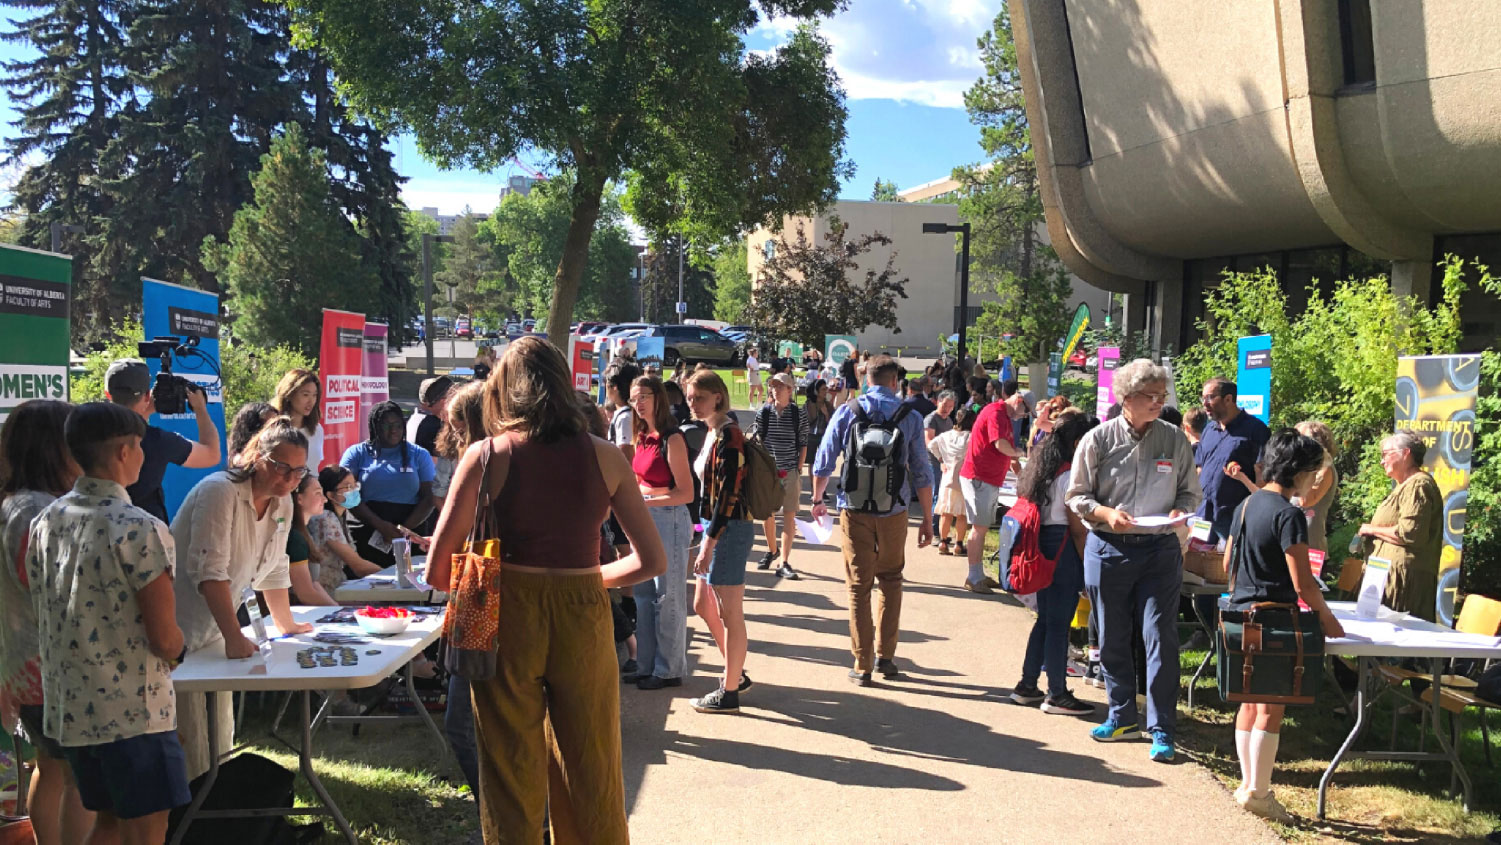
left=1395, top=355, right=1481, bottom=575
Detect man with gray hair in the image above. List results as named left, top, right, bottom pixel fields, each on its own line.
left=1066, top=358, right=1202, bottom=763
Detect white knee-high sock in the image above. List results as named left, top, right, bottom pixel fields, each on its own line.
left=1249, top=729, right=1281, bottom=796
left=1234, top=729, right=1252, bottom=790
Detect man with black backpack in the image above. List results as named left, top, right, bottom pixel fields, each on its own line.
left=811, top=355, right=933, bottom=686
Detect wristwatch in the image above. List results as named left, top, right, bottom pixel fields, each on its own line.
left=168, top=644, right=188, bottom=670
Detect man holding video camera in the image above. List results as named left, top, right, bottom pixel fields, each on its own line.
left=106, top=359, right=222, bottom=523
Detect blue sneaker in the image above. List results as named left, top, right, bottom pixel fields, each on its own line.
left=1149, top=729, right=1175, bottom=762
left=1089, top=720, right=1141, bottom=742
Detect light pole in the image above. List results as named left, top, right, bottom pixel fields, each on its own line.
left=422, top=233, right=455, bottom=376
left=49, top=221, right=85, bottom=253
left=677, top=233, right=685, bottom=324
left=923, top=221, right=971, bottom=361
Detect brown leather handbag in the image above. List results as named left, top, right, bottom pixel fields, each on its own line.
left=442, top=436, right=510, bottom=680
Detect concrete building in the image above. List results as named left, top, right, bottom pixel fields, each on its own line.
left=1009, top=0, right=1501, bottom=353
left=499, top=175, right=538, bottom=200
left=418, top=206, right=490, bottom=237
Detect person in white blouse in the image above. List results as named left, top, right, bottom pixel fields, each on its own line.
left=272, top=368, right=325, bottom=470
left=170, top=418, right=315, bottom=779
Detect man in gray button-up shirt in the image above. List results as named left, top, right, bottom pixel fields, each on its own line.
left=1065, top=360, right=1202, bottom=762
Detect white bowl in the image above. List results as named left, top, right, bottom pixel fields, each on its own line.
left=354, top=612, right=412, bottom=636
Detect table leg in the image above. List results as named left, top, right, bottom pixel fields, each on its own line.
left=171, top=692, right=223, bottom=845
left=1189, top=649, right=1213, bottom=710
left=1426, top=658, right=1473, bottom=810
left=300, top=690, right=357, bottom=844
left=405, top=663, right=450, bottom=758
left=1319, top=657, right=1371, bottom=820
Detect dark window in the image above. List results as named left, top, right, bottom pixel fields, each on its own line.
left=1338, top=0, right=1376, bottom=87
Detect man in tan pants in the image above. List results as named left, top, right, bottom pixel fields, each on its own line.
left=811, top=355, right=934, bottom=685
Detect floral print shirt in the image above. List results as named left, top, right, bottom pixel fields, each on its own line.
left=26, top=478, right=176, bottom=746
left=0, top=490, right=55, bottom=732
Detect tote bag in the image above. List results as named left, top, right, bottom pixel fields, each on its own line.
left=443, top=437, right=510, bottom=680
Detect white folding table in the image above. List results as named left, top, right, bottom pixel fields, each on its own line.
left=170, top=607, right=444, bottom=844
left=332, top=556, right=447, bottom=604
left=1317, top=601, right=1501, bottom=820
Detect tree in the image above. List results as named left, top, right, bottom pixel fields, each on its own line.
left=742, top=220, right=908, bottom=349
left=478, top=177, right=637, bottom=324
left=434, top=210, right=498, bottom=320
left=289, top=2, right=851, bottom=347
left=712, top=240, right=752, bottom=323
left=954, top=6, right=1072, bottom=367
left=403, top=208, right=444, bottom=314
left=870, top=178, right=902, bottom=202
left=640, top=238, right=714, bottom=325
left=201, top=124, right=375, bottom=358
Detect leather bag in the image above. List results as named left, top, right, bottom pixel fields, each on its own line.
left=442, top=437, right=510, bottom=680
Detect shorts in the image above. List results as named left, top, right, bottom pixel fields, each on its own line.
left=774, top=471, right=801, bottom=516
left=701, top=518, right=755, bottom=587
left=961, top=476, right=1000, bottom=528
left=64, top=731, right=191, bottom=819
left=17, top=704, right=63, bottom=759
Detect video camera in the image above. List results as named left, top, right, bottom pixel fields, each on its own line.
left=137, top=335, right=206, bottom=416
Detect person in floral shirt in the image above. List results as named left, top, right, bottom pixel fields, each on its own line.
left=27, top=402, right=187, bottom=843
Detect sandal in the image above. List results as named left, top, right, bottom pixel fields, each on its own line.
left=938, top=539, right=952, bottom=556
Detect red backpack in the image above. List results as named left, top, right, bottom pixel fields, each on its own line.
left=998, top=464, right=1070, bottom=595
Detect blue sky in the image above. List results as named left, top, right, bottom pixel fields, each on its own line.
left=3, top=0, right=1001, bottom=216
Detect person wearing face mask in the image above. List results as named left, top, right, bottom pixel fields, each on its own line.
left=339, top=401, right=438, bottom=567
left=171, top=418, right=317, bottom=780
left=307, top=466, right=384, bottom=594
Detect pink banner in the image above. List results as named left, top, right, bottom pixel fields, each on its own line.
left=320, top=309, right=366, bottom=469
left=1095, top=346, right=1121, bottom=418
left=361, top=322, right=390, bottom=425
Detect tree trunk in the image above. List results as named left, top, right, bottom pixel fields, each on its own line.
left=544, top=171, right=605, bottom=350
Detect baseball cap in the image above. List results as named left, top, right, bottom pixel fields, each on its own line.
left=768, top=373, right=795, bottom=390
left=419, top=375, right=454, bottom=406
left=105, top=359, right=152, bottom=401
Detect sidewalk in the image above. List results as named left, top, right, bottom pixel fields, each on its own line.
left=619, top=514, right=1280, bottom=844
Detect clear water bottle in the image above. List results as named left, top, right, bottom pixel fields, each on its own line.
left=393, top=537, right=413, bottom=588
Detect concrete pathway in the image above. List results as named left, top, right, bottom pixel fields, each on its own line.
left=619, top=512, right=1281, bottom=844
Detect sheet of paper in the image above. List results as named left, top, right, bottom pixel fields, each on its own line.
left=795, top=514, right=836, bottom=546
left=1132, top=513, right=1195, bottom=528
left=1356, top=557, right=1391, bottom=619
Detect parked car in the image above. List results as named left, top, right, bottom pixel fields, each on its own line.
left=505, top=321, right=522, bottom=335
left=455, top=317, right=473, bottom=338
left=522, top=318, right=537, bottom=333
left=576, top=321, right=607, bottom=338
left=1067, top=348, right=1088, bottom=370
left=637, top=324, right=741, bottom=366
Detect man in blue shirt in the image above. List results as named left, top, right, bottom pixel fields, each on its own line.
left=812, top=355, right=933, bottom=686
left=1195, top=377, right=1271, bottom=540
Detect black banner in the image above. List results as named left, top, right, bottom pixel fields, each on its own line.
left=337, top=327, right=364, bottom=348
left=0, top=275, right=69, bottom=319
left=1244, top=349, right=1271, bottom=370
left=168, top=305, right=220, bottom=339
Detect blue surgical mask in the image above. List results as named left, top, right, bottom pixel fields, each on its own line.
left=341, top=490, right=361, bottom=509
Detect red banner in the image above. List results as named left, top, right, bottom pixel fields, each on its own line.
left=568, top=335, right=594, bottom=392
left=320, top=309, right=366, bottom=469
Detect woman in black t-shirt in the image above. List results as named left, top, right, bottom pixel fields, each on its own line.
left=1221, top=429, right=1344, bottom=824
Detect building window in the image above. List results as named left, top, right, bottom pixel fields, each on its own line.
left=1338, top=0, right=1376, bottom=87
left=763, top=240, right=776, bottom=260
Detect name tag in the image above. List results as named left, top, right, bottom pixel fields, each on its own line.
left=1304, top=508, right=1317, bottom=523
left=1189, top=518, right=1213, bottom=542
left=1156, top=460, right=1173, bottom=474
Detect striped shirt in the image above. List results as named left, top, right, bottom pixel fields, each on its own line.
left=753, top=401, right=806, bottom=470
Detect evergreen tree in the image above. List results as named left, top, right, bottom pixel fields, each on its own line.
left=639, top=238, right=713, bottom=325
left=870, top=178, right=902, bottom=202
left=434, top=210, right=499, bottom=321
left=1, top=0, right=131, bottom=341
left=202, top=124, right=374, bottom=358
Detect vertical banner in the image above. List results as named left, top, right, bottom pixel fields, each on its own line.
left=360, top=322, right=389, bottom=425
left=0, top=245, right=71, bottom=421
left=634, top=336, right=665, bottom=373
left=999, top=356, right=1014, bottom=384
left=1046, top=352, right=1063, bottom=398
left=777, top=340, right=803, bottom=360
left=1162, top=355, right=1179, bottom=410
left=825, top=334, right=857, bottom=368
left=141, top=278, right=227, bottom=519
left=1095, top=346, right=1120, bottom=417
left=567, top=335, right=594, bottom=392
left=1396, top=354, right=1480, bottom=625
left=320, top=309, right=366, bottom=469
left=1236, top=334, right=1272, bottom=423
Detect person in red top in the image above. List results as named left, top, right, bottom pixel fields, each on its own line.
left=958, top=399, right=1022, bottom=592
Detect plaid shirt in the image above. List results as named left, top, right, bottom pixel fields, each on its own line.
left=698, top=421, right=748, bottom=540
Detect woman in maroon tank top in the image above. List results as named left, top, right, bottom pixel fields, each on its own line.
left=428, top=337, right=665, bottom=843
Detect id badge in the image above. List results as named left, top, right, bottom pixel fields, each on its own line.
left=1155, top=459, right=1173, bottom=474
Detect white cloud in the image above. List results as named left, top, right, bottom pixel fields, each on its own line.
left=751, top=0, right=1001, bottom=108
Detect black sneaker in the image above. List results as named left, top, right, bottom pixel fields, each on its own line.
left=737, top=672, right=753, bottom=693
left=620, top=659, right=638, bottom=676
left=757, top=550, right=777, bottom=570
left=636, top=675, right=682, bottom=690
left=876, top=658, right=900, bottom=680
left=1040, top=691, right=1094, bottom=716
left=1009, top=682, right=1045, bottom=706
left=691, top=686, right=740, bottom=713
left=848, top=669, right=873, bottom=687
left=775, top=562, right=799, bottom=580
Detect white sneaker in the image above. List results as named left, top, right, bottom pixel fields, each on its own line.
left=1238, top=789, right=1293, bottom=824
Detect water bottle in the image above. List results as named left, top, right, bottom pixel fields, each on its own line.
left=393, top=537, right=413, bottom=588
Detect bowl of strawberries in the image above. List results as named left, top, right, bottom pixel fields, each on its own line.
left=354, top=606, right=413, bottom=636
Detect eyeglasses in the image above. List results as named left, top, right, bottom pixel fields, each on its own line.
left=1200, top=394, right=1220, bottom=403
left=1135, top=392, right=1169, bottom=405
left=265, top=457, right=312, bottom=481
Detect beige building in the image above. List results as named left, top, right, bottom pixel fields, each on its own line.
left=1009, top=0, right=1501, bottom=352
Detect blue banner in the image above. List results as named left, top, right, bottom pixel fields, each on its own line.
left=1235, top=334, right=1272, bottom=424
left=142, top=279, right=228, bottom=520
left=634, top=336, right=665, bottom=373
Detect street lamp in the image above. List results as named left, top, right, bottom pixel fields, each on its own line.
left=923, top=221, right=971, bottom=361
left=423, top=233, right=456, bottom=376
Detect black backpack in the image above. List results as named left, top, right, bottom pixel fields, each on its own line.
left=165, top=753, right=323, bottom=844
left=679, top=421, right=708, bottom=520
left=841, top=403, right=915, bottom=514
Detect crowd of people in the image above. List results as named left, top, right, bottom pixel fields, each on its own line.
left=0, top=337, right=1450, bottom=843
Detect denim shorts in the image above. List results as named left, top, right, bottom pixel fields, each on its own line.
left=64, top=730, right=192, bottom=818
left=702, top=518, right=755, bottom=586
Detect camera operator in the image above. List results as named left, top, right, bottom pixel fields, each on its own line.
left=105, top=359, right=222, bottom=524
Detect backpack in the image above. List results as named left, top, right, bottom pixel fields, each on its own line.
left=997, top=464, right=1070, bottom=595
left=840, top=403, right=916, bottom=514
left=679, top=421, right=708, bottom=520
left=165, top=753, right=322, bottom=844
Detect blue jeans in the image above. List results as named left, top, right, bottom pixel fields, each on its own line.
left=445, top=672, right=480, bottom=797
left=1021, top=525, right=1084, bottom=696
left=1084, top=531, right=1182, bottom=735
left=636, top=504, right=692, bottom=679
